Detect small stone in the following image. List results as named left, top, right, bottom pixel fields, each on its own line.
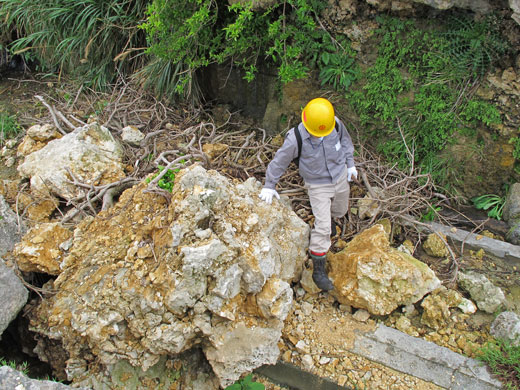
left=353, top=309, right=370, bottom=323
left=301, top=302, right=314, bottom=316
left=295, top=340, right=309, bottom=353
left=491, top=311, right=520, bottom=345
left=422, top=232, right=449, bottom=258
left=457, top=298, right=477, bottom=314
left=319, top=356, right=331, bottom=365
left=5, top=156, right=15, bottom=167
left=295, top=287, right=306, bottom=297
left=301, top=354, right=314, bottom=371
left=338, top=375, right=348, bottom=386
left=339, top=304, right=351, bottom=313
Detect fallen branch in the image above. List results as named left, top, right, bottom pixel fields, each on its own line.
left=35, top=95, right=67, bottom=134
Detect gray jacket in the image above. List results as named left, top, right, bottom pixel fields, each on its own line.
left=264, top=117, right=355, bottom=189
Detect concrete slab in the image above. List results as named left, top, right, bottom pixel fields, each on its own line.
left=349, top=324, right=502, bottom=390
left=256, top=323, right=502, bottom=389
left=426, top=222, right=520, bottom=266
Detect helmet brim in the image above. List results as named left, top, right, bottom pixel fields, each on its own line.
left=301, top=110, right=335, bottom=137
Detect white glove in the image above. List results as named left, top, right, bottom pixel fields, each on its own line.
left=259, top=188, right=280, bottom=204
left=347, top=166, right=358, bottom=182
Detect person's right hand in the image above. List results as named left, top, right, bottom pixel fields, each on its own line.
left=259, top=188, right=280, bottom=204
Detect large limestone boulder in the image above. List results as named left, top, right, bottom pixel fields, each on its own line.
left=0, top=366, right=77, bottom=390
left=30, top=164, right=309, bottom=388
left=0, top=259, right=28, bottom=338
left=17, top=122, right=125, bottom=201
left=0, top=195, right=25, bottom=257
left=328, top=224, right=441, bottom=315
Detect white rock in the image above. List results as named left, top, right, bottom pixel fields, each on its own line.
left=17, top=122, right=124, bottom=200
left=301, top=302, right=314, bottom=316
left=301, top=354, right=315, bottom=371
left=457, top=298, right=477, bottom=314
left=353, top=309, right=371, bottom=323
left=319, top=356, right=331, bottom=365
left=295, top=340, right=309, bottom=353
left=121, top=125, right=144, bottom=146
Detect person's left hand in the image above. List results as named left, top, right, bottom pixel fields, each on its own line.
left=347, top=166, right=358, bottom=182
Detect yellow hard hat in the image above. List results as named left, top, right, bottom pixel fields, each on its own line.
left=301, top=98, right=335, bottom=137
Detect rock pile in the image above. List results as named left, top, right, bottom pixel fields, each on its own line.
left=27, top=164, right=309, bottom=388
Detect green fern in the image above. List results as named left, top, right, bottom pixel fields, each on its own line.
left=443, top=13, right=509, bottom=79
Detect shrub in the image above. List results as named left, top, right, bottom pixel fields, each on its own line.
left=1, top=0, right=149, bottom=89
left=346, top=15, right=505, bottom=193
left=141, top=0, right=355, bottom=100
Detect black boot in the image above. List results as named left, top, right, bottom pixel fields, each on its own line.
left=310, top=253, right=334, bottom=291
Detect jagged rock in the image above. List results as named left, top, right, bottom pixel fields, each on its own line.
left=502, top=182, right=520, bottom=244
left=0, top=258, right=28, bottom=338
left=0, top=179, right=21, bottom=203
left=512, top=0, right=520, bottom=25
left=411, top=0, right=491, bottom=13
left=503, top=182, right=520, bottom=222
left=79, top=351, right=220, bottom=390
left=357, top=187, right=384, bottom=219
left=420, top=286, right=463, bottom=330
left=23, top=195, right=59, bottom=223
left=17, top=122, right=125, bottom=201
left=0, top=195, right=25, bottom=257
left=458, top=271, right=506, bottom=313
left=488, top=68, right=520, bottom=97
left=397, top=239, right=415, bottom=256
left=13, top=222, right=72, bottom=275
left=300, top=267, right=322, bottom=295
left=328, top=224, right=441, bottom=316
left=0, top=366, right=76, bottom=390
left=121, top=125, right=144, bottom=147
left=394, top=315, right=419, bottom=337
left=490, top=311, right=520, bottom=345
left=202, top=143, right=229, bottom=161
left=17, top=124, right=63, bottom=157
left=29, top=164, right=309, bottom=388
left=422, top=232, right=449, bottom=258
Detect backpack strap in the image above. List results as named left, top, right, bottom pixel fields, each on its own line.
left=293, top=126, right=302, bottom=167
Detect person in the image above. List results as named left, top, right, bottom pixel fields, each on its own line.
left=259, top=97, right=357, bottom=291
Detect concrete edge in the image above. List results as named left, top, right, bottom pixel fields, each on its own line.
left=425, top=222, right=520, bottom=266
left=349, top=324, right=503, bottom=390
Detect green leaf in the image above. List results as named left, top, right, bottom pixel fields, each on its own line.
left=224, top=384, right=242, bottom=390
left=321, top=52, right=330, bottom=65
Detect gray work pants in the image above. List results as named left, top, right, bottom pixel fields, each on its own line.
left=307, top=169, right=350, bottom=253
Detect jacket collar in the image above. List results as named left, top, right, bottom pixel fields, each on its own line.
left=298, top=122, right=336, bottom=140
